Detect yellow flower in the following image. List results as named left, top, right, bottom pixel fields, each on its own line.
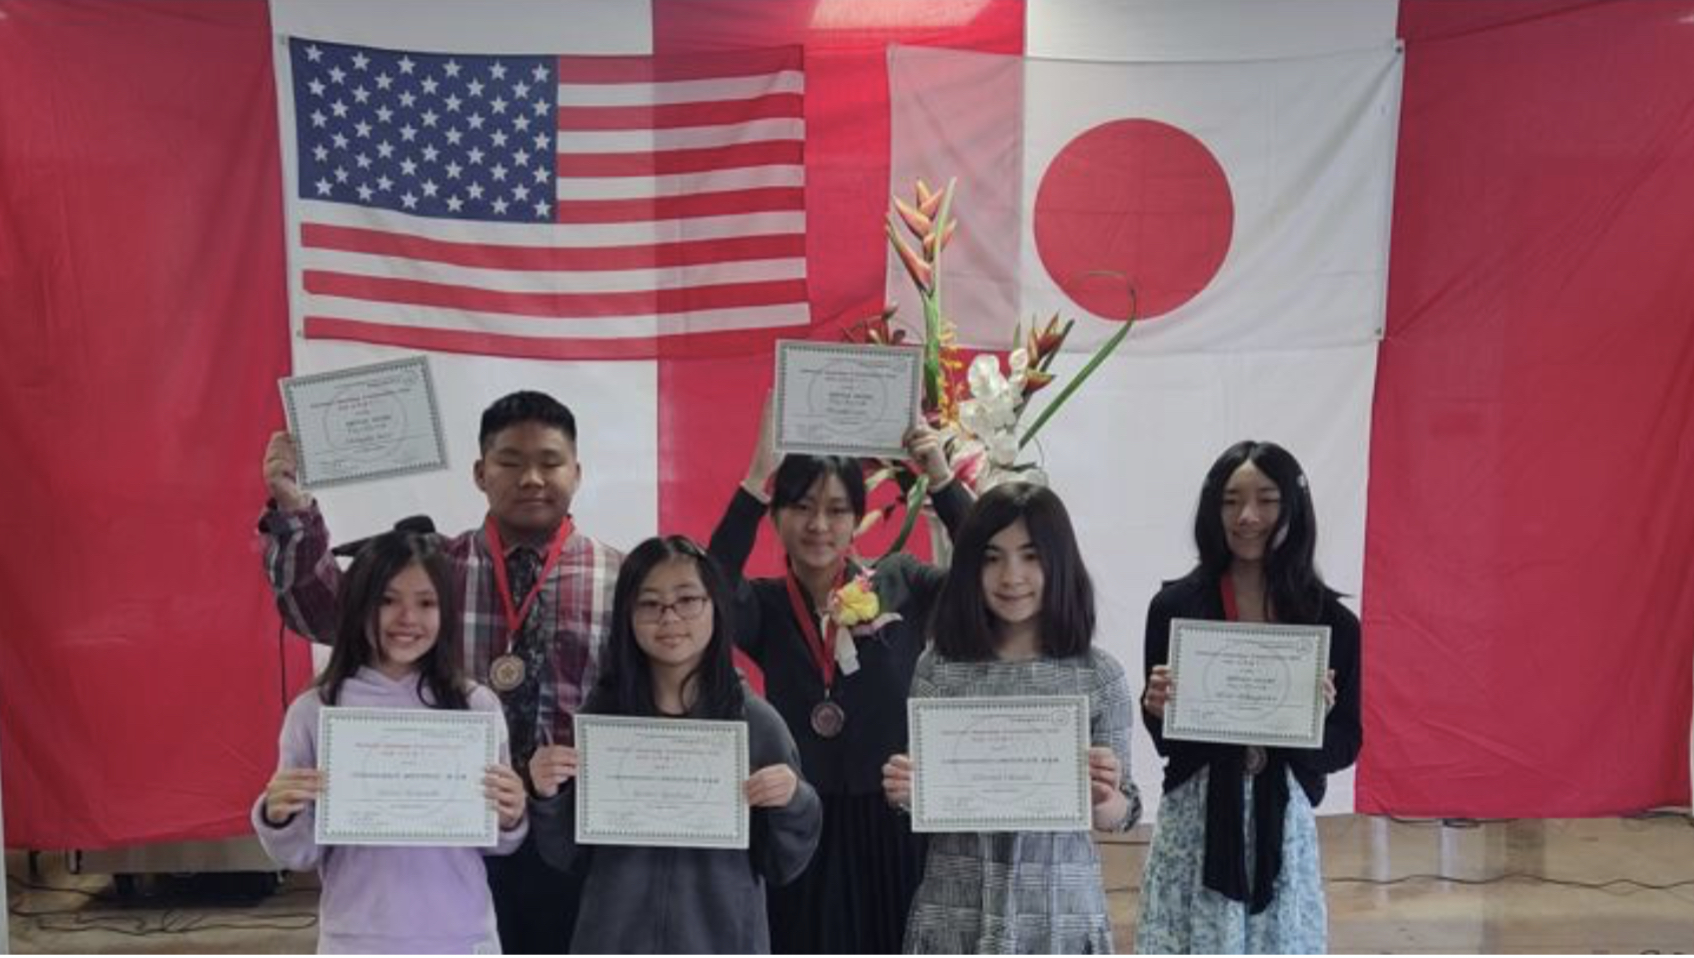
left=831, top=577, right=880, bottom=628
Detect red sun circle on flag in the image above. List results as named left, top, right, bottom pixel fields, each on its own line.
left=1033, top=119, right=1234, bottom=322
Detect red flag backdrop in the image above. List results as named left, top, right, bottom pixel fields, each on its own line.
left=1361, top=0, right=1694, bottom=815
left=0, top=1, right=305, bottom=847
left=0, top=0, right=1690, bottom=848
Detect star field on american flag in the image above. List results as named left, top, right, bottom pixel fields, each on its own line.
left=291, top=38, right=558, bottom=222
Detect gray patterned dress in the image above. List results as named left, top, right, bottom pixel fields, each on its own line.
left=902, top=647, right=1141, bottom=954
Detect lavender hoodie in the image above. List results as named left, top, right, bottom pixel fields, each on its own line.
left=253, top=668, right=526, bottom=954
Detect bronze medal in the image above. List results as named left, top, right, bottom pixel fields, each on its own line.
left=1244, top=745, right=1267, bottom=776
left=810, top=699, right=846, bottom=739
left=489, top=653, right=527, bottom=693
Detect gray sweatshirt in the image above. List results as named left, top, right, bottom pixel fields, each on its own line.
left=529, top=694, right=821, bottom=953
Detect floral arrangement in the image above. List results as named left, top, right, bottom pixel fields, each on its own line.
left=851, top=177, right=1138, bottom=554
left=824, top=571, right=902, bottom=666
left=827, top=571, right=897, bottom=632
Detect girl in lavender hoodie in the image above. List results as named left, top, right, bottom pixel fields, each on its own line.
left=254, top=531, right=529, bottom=953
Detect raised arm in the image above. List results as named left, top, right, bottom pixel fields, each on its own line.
left=893, top=423, right=973, bottom=599
left=258, top=431, right=341, bottom=645
left=707, top=395, right=777, bottom=654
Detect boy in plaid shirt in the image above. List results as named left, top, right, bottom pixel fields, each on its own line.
left=260, top=390, right=620, bottom=953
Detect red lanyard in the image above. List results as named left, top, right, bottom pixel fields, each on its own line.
left=486, top=516, right=573, bottom=654
left=784, top=565, right=845, bottom=691
left=1221, top=575, right=1240, bottom=622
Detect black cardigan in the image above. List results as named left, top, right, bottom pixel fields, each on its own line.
left=1141, top=571, right=1363, bottom=912
left=708, top=482, right=972, bottom=795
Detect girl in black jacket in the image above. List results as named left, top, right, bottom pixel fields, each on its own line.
left=1134, top=441, right=1362, bottom=954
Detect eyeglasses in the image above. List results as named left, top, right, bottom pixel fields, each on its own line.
left=631, top=594, right=711, bottom=624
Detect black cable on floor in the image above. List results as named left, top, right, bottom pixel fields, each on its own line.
left=1326, top=872, right=1694, bottom=892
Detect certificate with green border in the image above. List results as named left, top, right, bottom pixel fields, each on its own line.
left=1164, top=619, right=1331, bottom=749
left=574, top=714, right=750, bottom=850
left=280, top=355, right=449, bottom=489
left=773, top=340, right=922, bottom=459
left=316, top=707, right=499, bottom=847
left=908, top=695, right=1091, bottom=833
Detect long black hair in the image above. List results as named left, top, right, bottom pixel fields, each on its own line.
left=588, top=535, right=744, bottom=720
left=1192, top=440, right=1338, bottom=624
left=316, top=531, right=468, bottom=709
left=931, top=482, right=1096, bottom=661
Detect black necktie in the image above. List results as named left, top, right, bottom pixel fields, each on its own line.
left=500, top=546, right=547, bottom=768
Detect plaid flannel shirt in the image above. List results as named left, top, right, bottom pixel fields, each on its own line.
left=261, top=503, right=620, bottom=745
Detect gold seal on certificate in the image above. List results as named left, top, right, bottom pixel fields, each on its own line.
left=1163, top=619, right=1332, bottom=750
left=487, top=654, right=526, bottom=693
left=908, top=696, right=1092, bottom=833
left=278, top=355, right=449, bottom=489
left=573, top=714, right=750, bottom=850
left=315, top=707, right=501, bottom=847
left=773, top=341, right=922, bottom=459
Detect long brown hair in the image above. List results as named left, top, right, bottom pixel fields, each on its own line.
left=316, top=531, right=468, bottom=709
left=931, top=483, right=1096, bottom=661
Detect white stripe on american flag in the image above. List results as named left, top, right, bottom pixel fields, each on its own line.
left=299, top=247, right=805, bottom=295
left=554, top=166, right=806, bottom=201
left=301, top=201, right=806, bottom=248
left=557, top=118, right=806, bottom=153
left=303, top=298, right=810, bottom=339
left=555, top=70, right=804, bottom=107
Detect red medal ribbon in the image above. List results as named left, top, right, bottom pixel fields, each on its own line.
left=486, top=516, right=573, bottom=655
left=785, top=565, right=846, bottom=692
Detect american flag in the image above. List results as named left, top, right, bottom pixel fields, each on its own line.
left=285, top=38, right=809, bottom=360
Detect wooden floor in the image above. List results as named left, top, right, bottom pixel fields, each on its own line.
left=8, top=813, right=1694, bottom=953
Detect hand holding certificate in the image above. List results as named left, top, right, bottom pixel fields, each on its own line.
left=279, top=355, right=449, bottom=489
left=908, top=696, right=1092, bottom=833
left=1163, top=619, right=1332, bottom=749
left=773, top=341, right=922, bottom=459
left=315, top=708, right=501, bottom=847
left=573, top=715, right=750, bottom=850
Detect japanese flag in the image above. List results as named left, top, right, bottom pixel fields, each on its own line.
left=885, top=32, right=1403, bottom=816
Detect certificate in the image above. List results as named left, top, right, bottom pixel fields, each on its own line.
left=773, top=340, right=922, bottom=459
left=315, top=707, right=499, bottom=847
left=908, top=696, right=1092, bottom=833
left=279, top=355, right=449, bottom=489
left=1163, top=619, right=1332, bottom=749
left=573, top=714, right=750, bottom=850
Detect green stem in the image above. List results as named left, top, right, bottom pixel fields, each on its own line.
left=918, top=179, right=956, bottom=414
left=885, top=473, right=931, bottom=555
left=1018, top=315, right=1135, bottom=451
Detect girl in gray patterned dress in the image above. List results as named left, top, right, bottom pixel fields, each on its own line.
left=1135, top=441, right=1363, bottom=954
left=883, top=482, right=1142, bottom=954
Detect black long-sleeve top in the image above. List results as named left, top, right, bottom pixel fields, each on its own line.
left=1141, top=571, right=1362, bottom=912
left=708, top=483, right=972, bottom=795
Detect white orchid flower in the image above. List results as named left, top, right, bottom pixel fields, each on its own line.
left=1007, top=348, right=1029, bottom=392
left=967, top=354, right=1005, bottom=400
